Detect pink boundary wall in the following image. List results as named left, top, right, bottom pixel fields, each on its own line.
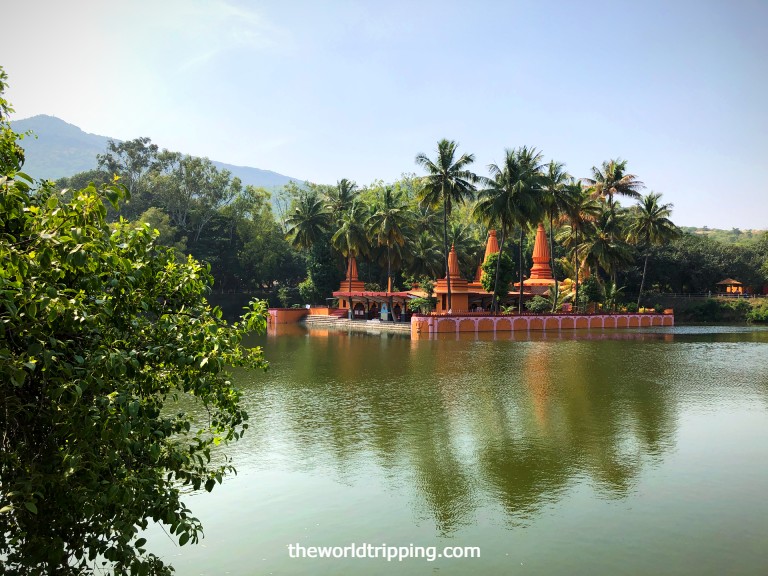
left=411, top=313, right=673, bottom=338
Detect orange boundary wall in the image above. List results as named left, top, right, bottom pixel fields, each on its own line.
left=411, top=312, right=673, bottom=338
left=268, top=308, right=309, bottom=324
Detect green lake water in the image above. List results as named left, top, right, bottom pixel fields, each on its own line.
left=150, top=325, right=768, bottom=575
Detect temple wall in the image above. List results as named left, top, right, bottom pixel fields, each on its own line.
left=411, top=312, right=674, bottom=338
left=268, top=308, right=310, bottom=324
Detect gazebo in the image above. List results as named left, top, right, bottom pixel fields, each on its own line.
left=716, top=278, right=744, bottom=295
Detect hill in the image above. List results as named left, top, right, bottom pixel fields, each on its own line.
left=9, top=115, right=303, bottom=189
left=680, top=226, right=766, bottom=245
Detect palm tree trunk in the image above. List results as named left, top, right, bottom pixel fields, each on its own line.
left=574, top=229, right=580, bottom=311
left=492, top=228, right=506, bottom=314
left=348, top=253, right=353, bottom=320
left=637, top=253, right=649, bottom=308
left=549, top=212, right=558, bottom=312
left=387, top=245, right=393, bottom=321
left=518, top=227, right=524, bottom=313
left=443, top=194, right=452, bottom=312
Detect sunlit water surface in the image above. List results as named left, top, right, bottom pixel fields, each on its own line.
left=148, top=325, right=768, bottom=575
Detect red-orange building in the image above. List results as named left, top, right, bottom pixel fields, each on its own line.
left=334, top=224, right=560, bottom=318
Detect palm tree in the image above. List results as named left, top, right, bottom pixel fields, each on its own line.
left=448, top=220, right=484, bottom=281
left=415, top=139, right=477, bottom=311
left=511, top=146, right=546, bottom=312
left=583, top=158, right=644, bottom=219
left=406, top=231, right=443, bottom=278
left=332, top=199, right=370, bottom=318
left=324, top=178, right=358, bottom=217
left=558, top=180, right=601, bottom=307
left=285, top=189, right=330, bottom=251
left=474, top=148, right=540, bottom=313
left=627, top=192, right=680, bottom=306
left=541, top=160, right=571, bottom=310
left=367, top=186, right=411, bottom=318
left=581, top=204, right=635, bottom=285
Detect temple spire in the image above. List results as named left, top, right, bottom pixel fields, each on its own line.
left=475, top=230, right=500, bottom=282
left=345, top=256, right=360, bottom=282
left=448, top=244, right=461, bottom=277
left=529, top=224, right=553, bottom=280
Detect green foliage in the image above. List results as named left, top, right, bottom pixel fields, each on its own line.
left=603, top=282, right=626, bottom=312
left=677, top=298, right=753, bottom=323
left=747, top=300, right=768, bottom=323
left=626, top=302, right=639, bottom=313
left=543, top=283, right=573, bottom=312
left=403, top=274, right=435, bottom=296
left=525, top=295, right=551, bottom=313
left=408, top=296, right=436, bottom=314
left=278, top=286, right=291, bottom=307
left=480, top=251, right=515, bottom=302
left=0, top=92, right=268, bottom=572
left=298, top=276, right=318, bottom=304
left=578, top=275, right=605, bottom=309
left=644, top=232, right=768, bottom=293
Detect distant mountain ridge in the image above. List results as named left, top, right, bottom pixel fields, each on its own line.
left=9, top=115, right=303, bottom=189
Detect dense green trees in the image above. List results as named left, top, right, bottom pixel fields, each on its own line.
left=56, top=135, right=768, bottom=311
left=0, top=71, right=268, bottom=575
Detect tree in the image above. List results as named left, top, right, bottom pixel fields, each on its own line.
left=583, top=158, right=644, bottom=219
left=332, top=199, right=370, bottom=317
left=97, top=137, right=159, bottom=219
left=627, top=192, right=680, bottom=306
left=581, top=204, right=635, bottom=285
left=558, top=180, right=601, bottom=307
left=367, top=186, right=410, bottom=292
left=480, top=251, right=515, bottom=308
left=285, top=188, right=330, bottom=251
left=405, top=231, right=443, bottom=278
left=324, top=178, right=358, bottom=218
left=0, top=85, right=268, bottom=575
left=475, top=148, right=541, bottom=313
left=540, top=160, right=571, bottom=310
left=415, top=139, right=477, bottom=312
left=505, top=146, right=545, bottom=312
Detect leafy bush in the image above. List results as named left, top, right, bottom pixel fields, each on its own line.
left=525, top=295, right=551, bottom=314
left=677, top=298, right=753, bottom=323
left=298, top=276, right=318, bottom=304
left=577, top=275, right=604, bottom=310
left=626, top=302, right=639, bottom=313
left=480, top=251, right=515, bottom=307
left=409, top=296, right=437, bottom=314
left=747, top=301, right=768, bottom=323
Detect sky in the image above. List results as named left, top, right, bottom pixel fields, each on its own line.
left=2, top=0, right=767, bottom=229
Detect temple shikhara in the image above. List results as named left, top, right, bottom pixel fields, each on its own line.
left=270, top=221, right=674, bottom=334
left=334, top=223, right=559, bottom=318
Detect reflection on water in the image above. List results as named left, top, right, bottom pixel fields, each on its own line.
left=245, top=331, right=686, bottom=533
left=153, top=325, right=768, bottom=575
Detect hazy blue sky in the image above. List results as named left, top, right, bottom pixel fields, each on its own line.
left=2, top=0, right=766, bottom=229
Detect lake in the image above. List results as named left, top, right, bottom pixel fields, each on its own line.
left=150, top=325, right=768, bottom=575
